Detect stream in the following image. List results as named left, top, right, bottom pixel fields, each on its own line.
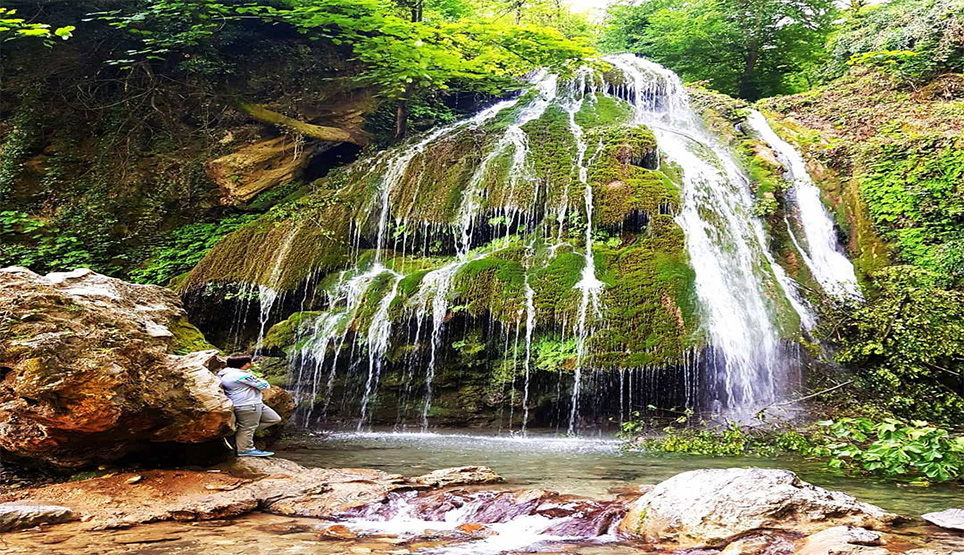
left=278, top=429, right=963, bottom=518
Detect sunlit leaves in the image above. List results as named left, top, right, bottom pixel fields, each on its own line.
left=0, top=8, right=74, bottom=43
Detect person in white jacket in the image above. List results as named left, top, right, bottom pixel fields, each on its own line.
left=218, top=354, right=280, bottom=457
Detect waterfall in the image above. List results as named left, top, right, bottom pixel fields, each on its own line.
left=415, top=76, right=559, bottom=427
left=254, top=227, right=299, bottom=351
left=743, top=110, right=862, bottom=300
left=359, top=271, right=403, bottom=428
left=605, top=54, right=806, bottom=413
left=241, top=54, right=861, bottom=429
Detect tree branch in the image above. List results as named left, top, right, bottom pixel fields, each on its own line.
left=235, top=101, right=370, bottom=146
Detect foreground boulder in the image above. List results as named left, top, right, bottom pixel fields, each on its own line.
left=0, top=267, right=235, bottom=467
left=619, top=468, right=898, bottom=547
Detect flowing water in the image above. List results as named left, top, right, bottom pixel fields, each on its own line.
left=605, top=55, right=810, bottom=414
left=743, top=110, right=862, bottom=299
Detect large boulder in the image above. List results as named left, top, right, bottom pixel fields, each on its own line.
left=0, top=267, right=235, bottom=467
left=0, top=503, right=75, bottom=531
left=619, top=468, right=897, bottom=547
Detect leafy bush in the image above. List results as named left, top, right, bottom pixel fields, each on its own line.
left=0, top=210, right=99, bottom=272
left=129, top=214, right=259, bottom=285
left=812, top=418, right=964, bottom=482
left=818, top=267, right=964, bottom=424
left=625, top=415, right=964, bottom=482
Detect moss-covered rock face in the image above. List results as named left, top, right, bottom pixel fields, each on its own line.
left=756, top=68, right=963, bottom=284
left=185, top=69, right=822, bottom=428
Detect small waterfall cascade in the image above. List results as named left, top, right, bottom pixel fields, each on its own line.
left=743, top=110, right=862, bottom=300
left=605, top=54, right=808, bottom=413
left=199, top=54, right=866, bottom=430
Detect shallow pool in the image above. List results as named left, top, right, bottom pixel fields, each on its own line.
left=276, top=428, right=963, bottom=517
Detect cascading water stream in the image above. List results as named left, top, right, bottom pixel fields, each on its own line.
left=415, top=76, right=559, bottom=428
left=253, top=227, right=299, bottom=350
left=605, top=54, right=805, bottom=413
left=563, top=68, right=604, bottom=434
left=743, top=110, right=862, bottom=300
left=358, top=271, right=403, bottom=428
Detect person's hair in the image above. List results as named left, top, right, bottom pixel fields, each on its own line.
left=226, top=354, right=253, bottom=368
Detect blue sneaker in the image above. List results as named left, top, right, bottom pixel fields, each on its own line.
left=237, top=449, right=274, bottom=457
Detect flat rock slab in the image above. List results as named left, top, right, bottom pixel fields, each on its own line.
left=0, top=503, right=75, bottom=532
left=0, top=459, right=505, bottom=530
left=923, top=509, right=964, bottom=531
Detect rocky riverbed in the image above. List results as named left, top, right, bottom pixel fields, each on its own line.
left=0, top=458, right=961, bottom=554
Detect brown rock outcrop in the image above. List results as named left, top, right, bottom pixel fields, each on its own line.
left=0, top=267, right=234, bottom=467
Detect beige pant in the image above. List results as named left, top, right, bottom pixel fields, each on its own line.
left=234, top=403, right=281, bottom=452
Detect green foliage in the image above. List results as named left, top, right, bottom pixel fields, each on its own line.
left=533, top=335, right=578, bottom=372
left=0, top=211, right=99, bottom=273
left=812, top=418, right=964, bottom=482
left=129, top=214, right=260, bottom=285
left=818, top=267, right=964, bottom=424
left=847, top=50, right=921, bottom=81
left=94, top=0, right=594, bottom=133
left=0, top=7, right=74, bottom=43
left=627, top=415, right=964, bottom=483
left=601, top=0, right=836, bottom=99
left=824, top=0, right=964, bottom=82
left=859, top=136, right=964, bottom=276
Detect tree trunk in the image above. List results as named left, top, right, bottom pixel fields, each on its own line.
left=395, top=99, right=410, bottom=141
left=738, top=38, right=760, bottom=100
left=236, top=101, right=369, bottom=146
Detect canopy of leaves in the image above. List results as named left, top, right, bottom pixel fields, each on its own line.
left=824, top=0, right=964, bottom=81
left=92, top=0, right=594, bottom=101
left=0, top=7, right=74, bottom=42
left=600, top=0, right=836, bottom=99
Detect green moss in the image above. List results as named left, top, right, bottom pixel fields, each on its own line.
left=591, top=215, right=698, bottom=368
left=262, top=311, right=323, bottom=352
left=169, top=317, right=217, bottom=355
left=575, top=95, right=633, bottom=129
left=452, top=255, right=527, bottom=321
left=522, top=105, right=578, bottom=212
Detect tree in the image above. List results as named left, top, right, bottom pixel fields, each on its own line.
left=94, top=0, right=593, bottom=139
left=601, top=0, right=835, bottom=99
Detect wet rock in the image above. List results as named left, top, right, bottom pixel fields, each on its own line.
left=923, top=509, right=964, bottom=531
left=320, top=524, right=357, bottom=539
left=795, top=526, right=887, bottom=555
left=218, top=455, right=311, bottom=478
left=0, top=503, right=75, bottom=531
left=619, top=468, right=897, bottom=547
left=455, top=523, right=488, bottom=534
left=0, top=267, right=235, bottom=467
left=413, top=466, right=502, bottom=487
